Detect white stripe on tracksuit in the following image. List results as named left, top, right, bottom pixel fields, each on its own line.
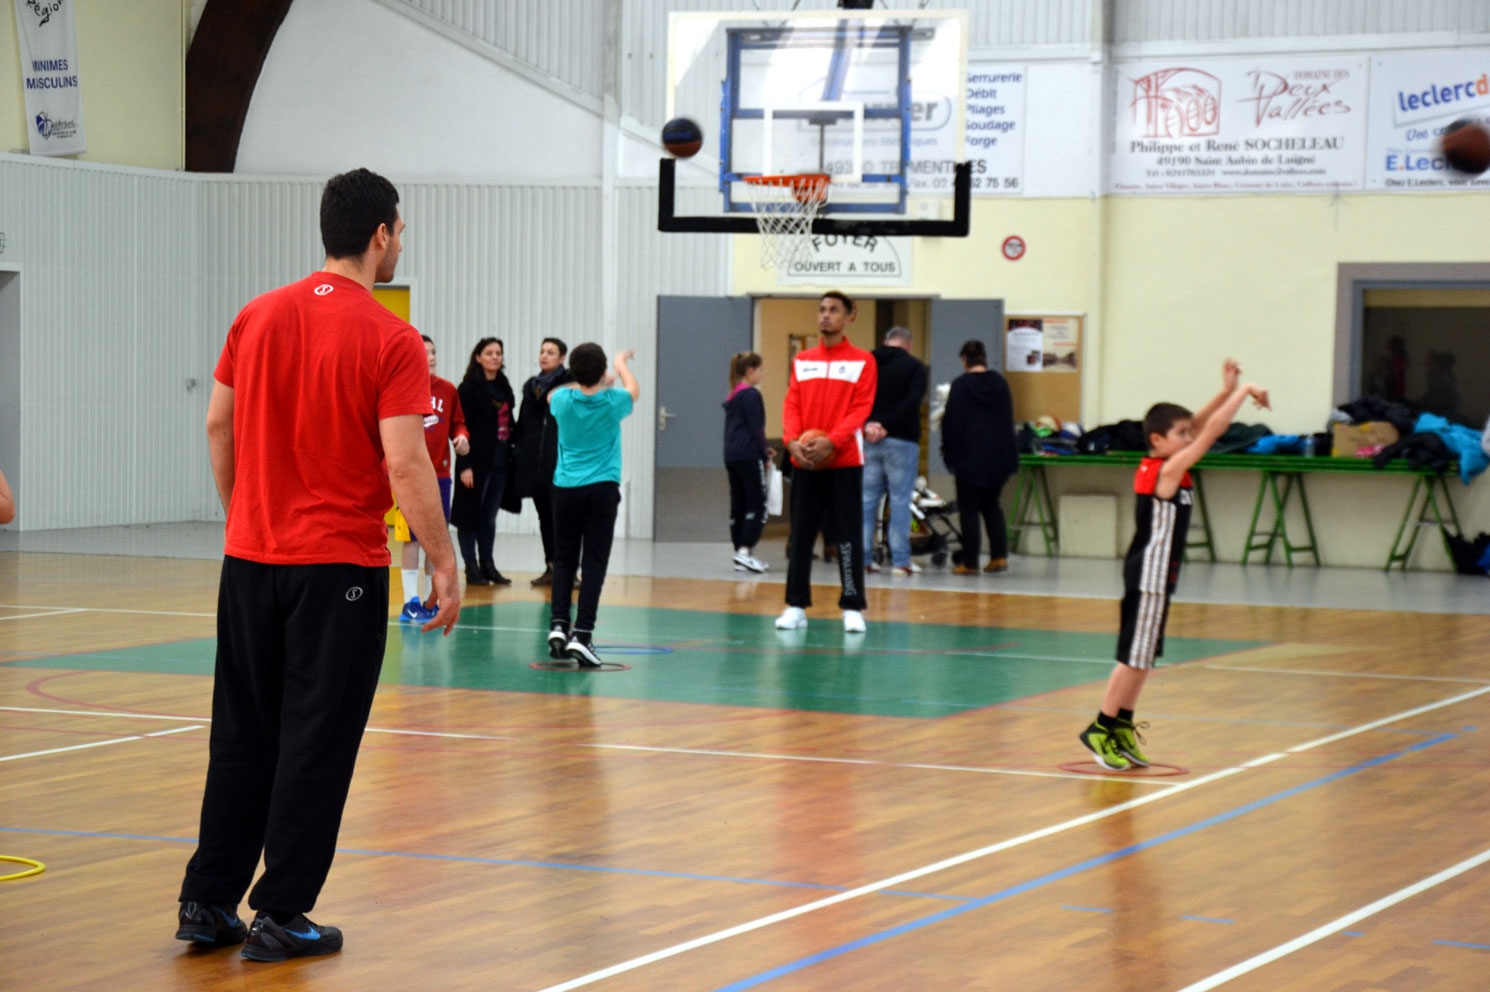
left=1130, top=499, right=1177, bottom=669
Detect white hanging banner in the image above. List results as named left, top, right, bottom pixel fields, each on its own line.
left=13, top=0, right=86, bottom=157
left=1365, top=50, right=1490, bottom=191
left=1109, top=55, right=1367, bottom=194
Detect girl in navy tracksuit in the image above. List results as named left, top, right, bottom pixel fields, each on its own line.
left=723, top=352, right=773, bottom=573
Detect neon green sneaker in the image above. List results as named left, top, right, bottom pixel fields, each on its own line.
left=1078, top=724, right=1131, bottom=771
left=1112, top=719, right=1151, bottom=767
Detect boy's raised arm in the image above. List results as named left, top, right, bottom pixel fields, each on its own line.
left=1160, top=381, right=1269, bottom=489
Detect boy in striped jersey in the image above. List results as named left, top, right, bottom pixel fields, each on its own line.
left=1080, top=360, right=1269, bottom=770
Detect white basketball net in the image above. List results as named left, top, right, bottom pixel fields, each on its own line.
left=742, top=175, right=831, bottom=273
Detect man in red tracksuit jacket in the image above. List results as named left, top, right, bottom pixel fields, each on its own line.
left=775, top=291, right=878, bottom=635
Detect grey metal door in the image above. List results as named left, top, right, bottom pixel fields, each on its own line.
left=927, top=298, right=1003, bottom=476
left=654, top=295, right=753, bottom=541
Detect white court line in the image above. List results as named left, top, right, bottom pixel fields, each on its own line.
left=1174, top=844, right=1490, bottom=992
left=0, top=608, right=84, bottom=622
left=534, top=683, right=1490, bottom=992
left=0, top=705, right=204, bottom=722
left=585, top=743, right=1177, bottom=786
left=0, top=603, right=215, bottom=618
left=0, top=724, right=202, bottom=762
left=0, top=705, right=515, bottom=743
left=1206, top=663, right=1490, bottom=685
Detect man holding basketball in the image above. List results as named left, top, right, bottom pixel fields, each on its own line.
left=776, top=291, right=877, bottom=633
left=176, top=168, right=460, bottom=962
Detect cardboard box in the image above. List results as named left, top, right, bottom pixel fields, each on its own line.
left=1332, top=421, right=1399, bottom=457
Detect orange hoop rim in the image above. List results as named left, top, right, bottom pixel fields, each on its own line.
left=743, top=172, right=831, bottom=204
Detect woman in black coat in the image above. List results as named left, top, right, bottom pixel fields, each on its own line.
left=939, top=339, right=1019, bottom=574
left=511, top=337, right=573, bottom=586
left=451, top=337, right=517, bottom=586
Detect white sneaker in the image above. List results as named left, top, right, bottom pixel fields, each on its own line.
left=865, top=561, right=881, bottom=573
left=775, top=606, right=808, bottom=630
left=842, top=610, right=867, bottom=633
left=732, top=551, right=768, bottom=573
left=891, top=562, right=922, bottom=576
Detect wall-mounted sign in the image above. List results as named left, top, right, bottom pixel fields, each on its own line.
left=1001, top=235, right=1025, bottom=260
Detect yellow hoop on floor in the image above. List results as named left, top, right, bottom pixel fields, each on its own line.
left=0, top=855, right=46, bottom=881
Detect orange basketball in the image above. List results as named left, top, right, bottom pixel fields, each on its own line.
left=796, top=428, right=834, bottom=469
left=1440, top=119, right=1490, bottom=176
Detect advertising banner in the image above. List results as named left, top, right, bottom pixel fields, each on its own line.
left=965, top=65, right=1026, bottom=196
left=1366, top=50, right=1490, bottom=191
left=776, top=234, right=912, bottom=286
left=1109, top=55, right=1367, bottom=194
left=12, top=0, right=86, bottom=156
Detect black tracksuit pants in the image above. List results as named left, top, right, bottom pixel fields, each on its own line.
left=785, top=466, right=866, bottom=610
left=956, top=477, right=1011, bottom=565
left=726, top=459, right=767, bottom=549
left=550, top=481, right=620, bottom=633
left=180, top=556, right=388, bottom=916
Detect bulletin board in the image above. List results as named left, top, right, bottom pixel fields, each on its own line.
left=1004, top=314, right=1083, bottom=426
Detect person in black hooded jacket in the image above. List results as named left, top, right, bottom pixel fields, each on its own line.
left=512, top=337, right=574, bottom=586
left=722, top=352, right=774, bottom=573
left=939, top=340, right=1018, bottom=574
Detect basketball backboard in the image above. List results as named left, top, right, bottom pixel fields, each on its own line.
left=659, top=9, right=970, bottom=237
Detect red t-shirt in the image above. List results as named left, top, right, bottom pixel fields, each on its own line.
left=214, top=272, right=430, bottom=566
left=426, top=375, right=468, bottom=477
left=782, top=337, right=877, bottom=470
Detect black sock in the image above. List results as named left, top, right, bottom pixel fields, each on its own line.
left=1118, top=708, right=1134, bottom=724
left=266, top=911, right=298, bottom=926
left=1095, top=711, right=1119, bottom=731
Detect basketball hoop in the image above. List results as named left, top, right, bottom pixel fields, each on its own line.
left=742, top=173, right=831, bottom=273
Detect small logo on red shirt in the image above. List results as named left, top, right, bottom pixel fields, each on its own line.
left=314, top=284, right=334, bottom=296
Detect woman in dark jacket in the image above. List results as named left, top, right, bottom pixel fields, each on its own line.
left=939, top=339, right=1019, bottom=574
left=452, top=337, right=516, bottom=586
left=723, top=351, right=774, bottom=573
left=512, top=337, right=573, bottom=586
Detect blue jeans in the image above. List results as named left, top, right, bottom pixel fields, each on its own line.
left=862, top=437, right=919, bottom=567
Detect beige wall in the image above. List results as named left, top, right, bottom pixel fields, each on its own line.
left=1, top=1, right=187, bottom=168
left=732, top=190, right=1490, bottom=569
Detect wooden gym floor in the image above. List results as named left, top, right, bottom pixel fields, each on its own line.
left=3, top=545, right=1490, bottom=991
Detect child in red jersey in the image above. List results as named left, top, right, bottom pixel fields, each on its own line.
left=1079, top=359, right=1269, bottom=771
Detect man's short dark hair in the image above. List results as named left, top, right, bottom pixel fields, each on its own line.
left=959, top=339, right=987, bottom=366
left=320, top=168, right=400, bottom=260
left=821, top=290, right=855, bottom=314
left=542, top=336, right=569, bottom=358
left=421, top=335, right=434, bottom=346
left=569, top=342, right=607, bottom=386
left=1144, top=402, right=1193, bottom=442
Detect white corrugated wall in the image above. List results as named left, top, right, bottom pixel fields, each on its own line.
left=0, top=156, right=207, bottom=531
left=1113, top=0, right=1490, bottom=43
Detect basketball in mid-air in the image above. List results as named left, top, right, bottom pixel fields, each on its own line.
left=1439, top=119, right=1490, bottom=176
left=661, top=117, right=703, bottom=158
left=796, top=428, right=835, bottom=469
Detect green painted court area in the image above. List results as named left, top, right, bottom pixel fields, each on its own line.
left=16, top=604, right=1262, bottom=718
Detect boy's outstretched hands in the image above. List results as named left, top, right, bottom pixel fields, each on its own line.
left=1223, top=358, right=1241, bottom=391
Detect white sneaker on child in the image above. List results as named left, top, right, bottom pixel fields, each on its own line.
left=775, top=607, right=808, bottom=629
left=733, top=549, right=769, bottom=573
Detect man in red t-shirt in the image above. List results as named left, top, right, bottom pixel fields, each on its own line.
left=393, top=335, right=470, bottom=622
left=176, top=169, right=460, bottom=963
left=775, top=291, right=877, bottom=635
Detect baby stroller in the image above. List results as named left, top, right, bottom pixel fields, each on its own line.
left=870, top=478, right=965, bottom=568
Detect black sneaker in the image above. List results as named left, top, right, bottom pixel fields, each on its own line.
left=566, top=631, right=602, bottom=668
left=241, top=912, right=343, bottom=962
left=547, top=621, right=571, bottom=661
left=482, top=564, right=512, bottom=586
left=175, top=901, right=248, bottom=946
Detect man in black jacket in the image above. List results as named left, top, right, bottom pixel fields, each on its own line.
left=861, top=327, right=928, bottom=575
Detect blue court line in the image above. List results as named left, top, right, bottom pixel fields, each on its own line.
left=1061, top=905, right=1112, bottom=914
left=1434, top=939, right=1490, bottom=951
left=0, top=826, right=962, bottom=902
left=1182, top=915, right=1235, bottom=924
left=709, top=732, right=1455, bottom=992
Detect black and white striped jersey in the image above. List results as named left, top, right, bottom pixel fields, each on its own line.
left=1123, top=456, right=1193, bottom=597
